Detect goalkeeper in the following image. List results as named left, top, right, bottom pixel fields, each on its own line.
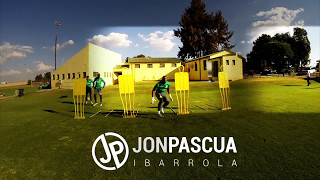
left=151, top=76, right=173, bottom=117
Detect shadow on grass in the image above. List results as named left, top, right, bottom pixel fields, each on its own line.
left=43, top=109, right=73, bottom=118
left=60, top=101, right=74, bottom=104
left=280, top=85, right=303, bottom=86
left=304, top=87, right=320, bottom=89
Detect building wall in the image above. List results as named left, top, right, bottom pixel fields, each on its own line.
left=186, top=54, right=243, bottom=81
left=51, top=45, right=89, bottom=89
left=88, top=43, right=122, bottom=86
left=222, top=55, right=243, bottom=81
left=186, top=58, right=210, bottom=81
left=129, top=62, right=181, bottom=81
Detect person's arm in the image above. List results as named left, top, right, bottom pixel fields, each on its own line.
left=167, top=87, right=173, bottom=101
left=152, top=84, right=157, bottom=97
left=151, top=84, right=157, bottom=104
left=102, top=79, right=106, bottom=88
left=93, top=78, right=97, bottom=89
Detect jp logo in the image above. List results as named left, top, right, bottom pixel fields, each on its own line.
left=92, top=132, right=129, bottom=170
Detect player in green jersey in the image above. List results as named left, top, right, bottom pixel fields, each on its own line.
left=85, top=76, right=93, bottom=104
left=93, top=73, right=106, bottom=106
left=152, top=76, right=173, bottom=117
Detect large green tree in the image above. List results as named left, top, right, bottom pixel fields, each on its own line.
left=292, top=27, right=311, bottom=71
left=247, top=27, right=310, bottom=73
left=174, top=0, right=233, bottom=61
left=247, top=34, right=273, bottom=72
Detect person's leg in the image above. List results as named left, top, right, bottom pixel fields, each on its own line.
left=93, top=89, right=97, bottom=105
left=89, top=88, right=93, bottom=104
left=162, top=94, right=169, bottom=108
left=85, top=87, right=89, bottom=103
left=156, top=93, right=163, bottom=116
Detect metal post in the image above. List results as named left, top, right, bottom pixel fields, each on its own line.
left=54, top=21, right=62, bottom=70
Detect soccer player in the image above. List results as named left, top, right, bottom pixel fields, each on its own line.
left=306, top=70, right=311, bottom=86
left=93, top=73, right=105, bottom=106
left=151, top=76, right=173, bottom=117
left=85, top=76, right=93, bottom=104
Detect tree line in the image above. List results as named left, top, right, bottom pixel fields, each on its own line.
left=247, top=27, right=311, bottom=73
left=174, top=0, right=312, bottom=74
left=34, top=72, right=51, bottom=83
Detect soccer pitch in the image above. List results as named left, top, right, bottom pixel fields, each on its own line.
left=0, top=77, right=319, bottom=179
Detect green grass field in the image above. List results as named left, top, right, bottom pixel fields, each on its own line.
left=0, top=77, right=319, bottom=179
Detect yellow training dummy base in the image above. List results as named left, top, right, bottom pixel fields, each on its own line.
left=218, top=72, right=231, bottom=110
left=73, top=78, right=86, bottom=119
left=175, top=70, right=190, bottom=115
left=118, top=75, right=136, bottom=118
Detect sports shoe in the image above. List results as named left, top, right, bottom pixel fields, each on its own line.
left=157, top=113, right=163, bottom=117
left=161, top=108, right=164, bottom=114
left=100, top=103, right=102, bottom=106
left=90, top=101, right=93, bottom=105
left=85, top=101, right=87, bottom=104
left=93, top=103, right=98, bottom=106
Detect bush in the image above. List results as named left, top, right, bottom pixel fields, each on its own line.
left=27, top=80, right=32, bottom=85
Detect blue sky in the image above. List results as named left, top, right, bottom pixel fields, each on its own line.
left=0, top=0, right=319, bottom=82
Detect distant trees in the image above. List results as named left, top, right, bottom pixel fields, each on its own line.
left=134, top=54, right=146, bottom=58
left=174, top=0, right=234, bottom=61
left=247, top=27, right=310, bottom=73
left=35, top=74, right=43, bottom=82
left=34, top=72, right=51, bottom=83
left=43, top=72, right=51, bottom=82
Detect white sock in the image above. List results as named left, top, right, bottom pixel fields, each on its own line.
left=158, top=111, right=161, bottom=114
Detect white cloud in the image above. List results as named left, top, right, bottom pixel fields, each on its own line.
left=0, top=42, right=33, bottom=64
left=295, top=20, right=304, bottom=26
left=0, top=69, right=21, bottom=76
left=43, top=40, right=74, bottom=51
left=57, top=40, right=74, bottom=51
left=135, top=44, right=139, bottom=47
left=26, top=68, right=33, bottom=73
left=240, top=40, right=246, bottom=44
left=245, top=7, right=305, bottom=44
left=138, top=30, right=176, bottom=52
left=88, top=33, right=132, bottom=48
left=34, top=61, right=54, bottom=71
left=253, top=7, right=304, bottom=27
left=247, top=26, right=295, bottom=44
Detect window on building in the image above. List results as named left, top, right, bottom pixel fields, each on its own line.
left=160, top=63, right=165, bottom=68
left=57, top=74, right=60, bottom=80
left=121, top=65, right=130, bottom=68
left=172, top=63, right=177, bottom=67
left=104, top=72, right=107, bottom=77
left=68, top=73, right=70, bottom=79
left=203, top=60, right=207, bottom=70
left=83, top=72, right=86, bottom=78
left=72, top=73, right=75, bottom=79
left=93, top=72, right=99, bottom=77
left=53, top=75, right=55, bottom=80
left=78, top=73, right=81, bottom=78
left=110, top=72, right=112, bottom=77
left=147, top=64, right=153, bottom=68
left=135, top=64, right=140, bottom=68
left=195, top=62, right=198, bottom=71
left=226, top=60, right=229, bottom=65
left=62, top=74, right=65, bottom=80
left=232, top=60, right=236, bottom=65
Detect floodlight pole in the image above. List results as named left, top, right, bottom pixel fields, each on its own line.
left=55, top=34, right=57, bottom=70
left=54, top=21, right=62, bottom=70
